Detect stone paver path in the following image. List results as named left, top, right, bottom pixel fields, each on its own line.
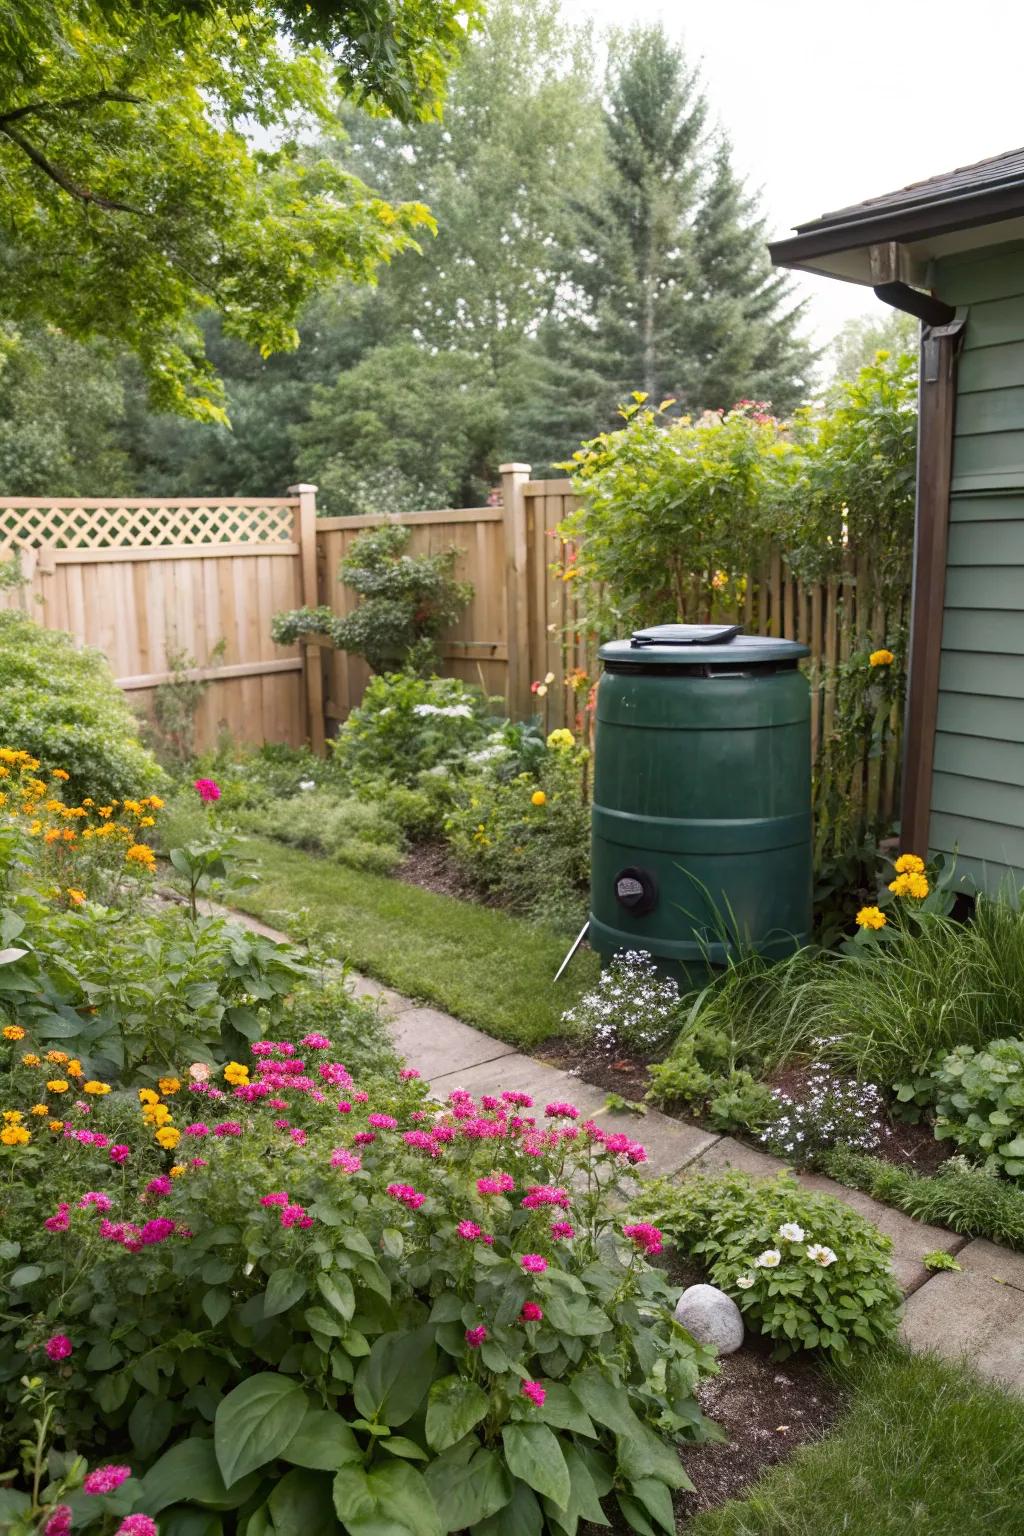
left=217, top=904, right=1014, bottom=1389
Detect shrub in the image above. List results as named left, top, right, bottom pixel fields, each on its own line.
left=244, top=789, right=405, bottom=875
left=561, top=950, right=683, bottom=1056
left=331, top=673, right=492, bottom=788
left=445, top=738, right=590, bottom=926
left=1, top=1043, right=719, bottom=1536
left=645, top=1020, right=775, bottom=1137
left=821, top=1147, right=1024, bottom=1253
left=933, top=1037, right=1024, bottom=1178
left=0, top=612, right=163, bottom=803
left=636, top=1170, right=902, bottom=1361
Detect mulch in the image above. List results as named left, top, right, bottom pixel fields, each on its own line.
left=393, top=842, right=496, bottom=904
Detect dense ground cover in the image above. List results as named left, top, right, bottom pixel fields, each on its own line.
left=233, top=836, right=599, bottom=1048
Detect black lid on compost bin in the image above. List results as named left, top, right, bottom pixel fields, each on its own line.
left=599, top=625, right=809, bottom=670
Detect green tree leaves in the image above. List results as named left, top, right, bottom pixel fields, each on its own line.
left=214, top=1374, right=307, bottom=1486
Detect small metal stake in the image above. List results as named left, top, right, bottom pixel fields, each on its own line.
left=554, top=921, right=590, bottom=982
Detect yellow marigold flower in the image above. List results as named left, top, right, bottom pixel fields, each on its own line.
left=3, top=1109, right=23, bottom=1122
left=83, top=1080, right=110, bottom=1095
left=138, top=1088, right=160, bottom=1105
left=30, top=1103, right=48, bottom=1116
left=158, top=1077, right=181, bottom=1096
left=46, top=1050, right=68, bottom=1063
left=905, top=872, right=929, bottom=899
left=51, top=769, right=70, bottom=781
left=147, top=796, right=165, bottom=810
left=144, top=1103, right=172, bottom=1126
left=531, top=790, right=547, bottom=807
left=82, top=798, right=93, bottom=806
left=62, top=830, right=76, bottom=843
left=67, top=889, right=86, bottom=905
left=856, top=905, right=887, bottom=930
left=155, top=1126, right=181, bottom=1150
left=894, top=853, right=925, bottom=875
left=1, top=1124, right=30, bottom=1145
left=97, top=806, right=113, bottom=819
left=66, top=1060, right=83, bottom=1077
left=0, top=793, right=6, bottom=806
left=48, top=1120, right=63, bottom=1132
left=169, top=1164, right=187, bottom=1178
left=869, top=648, right=894, bottom=667
left=3, top=1025, right=26, bottom=1040
left=44, top=799, right=62, bottom=813
left=46, top=1080, right=69, bottom=1093
left=27, top=778, right=47, bottom=796
left=546, top=728, right=575, bottom=751
left=22, top=1053, right=41, bottom=1066
left=126, top=843, right=156, bottom=869
left=223, top=1062, right=249, bottom=1086
left=139, top=816, right=155, bottom=827
left=122, top=799, right=141, bottom=815
left=27, top=821, right=42, bottom=836
left=43, top=828, right=61, bottom=844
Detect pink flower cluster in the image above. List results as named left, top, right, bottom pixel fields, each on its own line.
left=521, top=1381, right=546, bottom=1406
left=544, top=1101, right=579, bottom=1119
left=193, top=778, right=221, bottom=803
left=44, top=1333, right=73, bottom=1361
left=520, top=1184, right=570, bottom=1210
left=330, top=1148, right=362, bottom=1173
left=550, top=1221, right=575, bottom=1241
left=109, top=1144, right=130, bottom=1165
left=386, top=1183, right=426, bottom=1210
left=520, top=1302, right=543, bottom=1323
left=476, top=1173, right=515, bottom=1196
left=520, top=1254, right=547, bottom=1274
left=83, top=1465, right=131, bottom=1496
left=465, top=1325, right=487, bottom=1348
left=44, top=1203, right=70, bottom=1232
left=622, top=1222, right=663, bottom=1256
left=260, top=1191, right=313, bottom=1228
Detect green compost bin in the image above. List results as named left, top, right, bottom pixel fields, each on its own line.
left=590, top=623, right=811, bottom=982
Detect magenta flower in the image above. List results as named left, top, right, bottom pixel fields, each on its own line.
left=109, top=1145, right=130, bottom=1165
left=44, top=1203, right=70, bottom=1233
left=456, top=1220, right=482, bottom=1241
left=465, top=1326, right=487, bottom=1349
left=184, top=1123, right=210, bottom=1138
left=367, top=1113, right=397, bottom=1130
left=544, top=1101, right=579, bottom=1119
left=400, top=1068, right=421, bottom=1080
left=520, top=1302, right=543, bottom=1323
left=145, top=1177, right=173, bottom=1198
left=212, top=1121, right=242, bottom=1137
left=622, top=1222, right=663, bottom=1256
left=521, top=1381, right=546, bottom=1406
left=603, top=1132, right=648, bottom=1164
left=116, top=1518, right=158, bottom=1536
left=550, top=1221, right=575, bottom=1241
left=301, top=1033, right=332, bottom=1049
left=83, top=1465, right=131, bottom=1496
left=337, top=1101, right=352, bottom=1114
left=353, top=1091, right=369, bottom=1103
left=319, top=1062, right=353, bottom=1087
left=193, top=778, right=221, bottom=803
left=260, top=1191, right=290, bottom=1206
left=476, top=1173, right=515, bottom=1196
left=44, top=1334, right=73, bottom=1361
left=403, top=1130, right=440, bottom=1156
left=44, top=1505, right=72, bottom=1536
left=520, top=1254, right=547, bottom=1274
left=330, top=1148, right=361, bottom=1173
left=502, top=1091, right=533, bottom=1107
left=353, top=1131, right=376, bottom=1146
left=289, top=1128, right=307, bottom=1146
left=78, top=1191, right=113, bottom=1212
left=386, top=1183, right=425, bottom=1210
left=139, top=1218, right=176, bottom=1246
left=521, top=1185, right=570, bottom=1209
left=280, top=1203, right=313, bottom=1229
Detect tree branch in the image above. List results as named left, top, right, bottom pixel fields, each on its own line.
left=0, top=123, right=143, bottom=214
left=0, top=92, right=144, bottom=127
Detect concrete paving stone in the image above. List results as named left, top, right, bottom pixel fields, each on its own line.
left=795, top=1171, right=967, bottom=1295
left=347, top=973, right=411, bottom=1013
left=592, top=1106, right=719, bottom=1177
left=901, top=1238, right=1024, bottom=1390
left=690, top=1136, right=791, bottom=1181
left=388, top=1007, right=518, bottom=1077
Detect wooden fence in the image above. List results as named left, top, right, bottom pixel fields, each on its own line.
left=0, top=472, right=903, bottom=832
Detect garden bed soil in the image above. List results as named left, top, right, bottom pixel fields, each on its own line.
left=581, top=1342, right=845, bottom=1533
left=543, top=1043, right=951, bottom=1176
left=394, top=842, right=494, bottom=904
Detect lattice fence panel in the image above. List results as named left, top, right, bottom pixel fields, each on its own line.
left=0, top=500, right=297, bottom=549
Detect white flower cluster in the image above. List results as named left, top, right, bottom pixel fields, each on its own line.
left=735, top=1223, right=838, bottom=1288
left=412, top=702, right=475, bottom=719
left=561, top=949, right=682, bottom=1056
left=760, top=1062, right=886, bottom=1159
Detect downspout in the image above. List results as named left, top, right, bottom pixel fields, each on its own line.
left=871, top=286, right=967, bottom=856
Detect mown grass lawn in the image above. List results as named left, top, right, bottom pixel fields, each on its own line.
left=236, top=836, right=599, bottom=1048
left=689, top=1348, right=1024, bottom=1536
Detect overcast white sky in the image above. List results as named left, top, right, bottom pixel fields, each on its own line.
left=565, top=0, right=1024, bottom=351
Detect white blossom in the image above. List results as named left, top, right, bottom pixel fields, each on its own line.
left=777, top=1222, right=805, bottom=1244
left=806, top=1244, right=837, bottom=1267
left=735, top=1274, right=756, bottom=1290
left=755, top=1249, right=782, bottom=1269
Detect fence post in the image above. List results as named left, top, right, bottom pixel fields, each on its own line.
left=501, top=462, right=531, bottom=718
left=288, top=483, right=326, bottom=755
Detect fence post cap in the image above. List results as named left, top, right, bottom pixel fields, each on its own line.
left=499, top=463, right=531, bottom=475
left=287, top=483, right=319, bottom=494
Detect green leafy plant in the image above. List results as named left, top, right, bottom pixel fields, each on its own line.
left=0, top=613, right=164, bottom=804
left=330, top=672, right=492, bottom=789
left=820, top=1147, right=1024, bottom=1253
left=923, top=1250, right=961, bottom=1272
left=2, top=1029, right=719, bottom=1536
left=342, top=523, right=473, bottom=673
left=759, top=1064, right=888, bottom=1167
left=561, top=950, right=683, bottom=1057
left=243, top=791, right=406, bottom=875
left=933, top=1037, right=1024, bottom=1178
left=645, top=1017, right=774, bottom=1137
left=636, top=1170, right=902, bottom=1360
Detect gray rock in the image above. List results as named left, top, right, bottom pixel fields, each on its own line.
left=674, top=1283, right=744, bottom=1355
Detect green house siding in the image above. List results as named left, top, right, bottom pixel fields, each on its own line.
left=930, top=241, right=1024, bottom=892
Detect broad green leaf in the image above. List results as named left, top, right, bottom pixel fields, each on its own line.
left=615, top=1493, right=656, bottom=1536
left=424, top=1446, right=512, bottom=1532
left=501, top=1424, right=570, bottom=1511
left=158, top=1510, right=223, bottom=1536
left=353, top=1326, right=436, bottom=1427
left=570, top=1371, right=641, bottom=1437
left=214, top=1373, right=307, bottom=1487
left=283, top=1408, right=361, bottom=1471
left=264, top=1268, right=307, bottom=1319
left=380, top=1436, right=429, bottom=1460
left=8, top=1264, right=42, bottom=1287
left=472, top=1480, right=542, bottom=1536
left=562, top=1444, right=610, bottom=1525
left=425, top=1375, right=489, bottom=1452
left=317, top=1271, right=355, bottom=1321
left=616, top=1423, right=692, bottom=1492
left=203, top=1289, right=231, bottom=1326
left=536, top=1383, right=595, bottom=1439
left=142, top=1437, right=259, bottom=1514
left=268, top=1468, right=335, bottom=1536
left=304, top=1306, right=345, bottom=1338
left=333, top=1460, right=443, bottom=1536
left=129, top=1394, right=174, bottom=1460
left=628, top=1477, right=675, bottom=1536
